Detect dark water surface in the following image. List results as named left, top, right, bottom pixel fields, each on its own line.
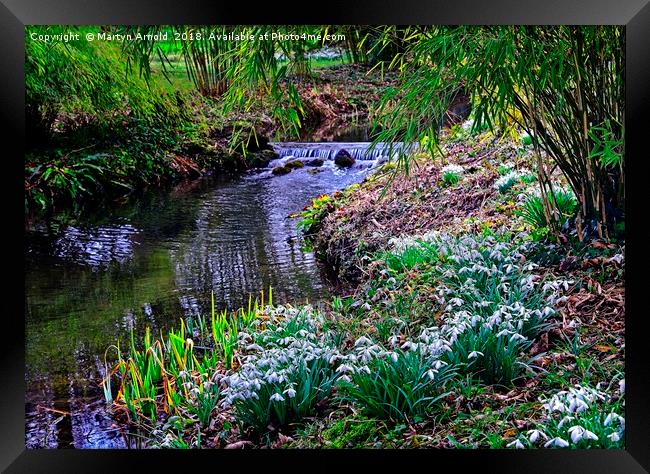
left=25, top=141, right=388, bottom=448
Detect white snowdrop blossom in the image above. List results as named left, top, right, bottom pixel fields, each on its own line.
left=220, top=305, right=344, bottom=407
left=525, top=383, right=625, bottom=449
left=568, top=426, right=585, bottom=444
left=441, top=164, right=464, bottom=175
left=507, top=439, right=525, bottom=449
left=494, top=169, right=533, bottom=192
left=527, top=429, right=548, bottom=444
left=270, top=393, right=285, bottom=402
left=354, top=336, right=372, bottom=347
left=544, top=437, right=570, bottom=448
left=336, top=364, right=355, bottom=374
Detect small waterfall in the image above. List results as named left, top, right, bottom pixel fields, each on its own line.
left=270, top=142, right=413, bottom=162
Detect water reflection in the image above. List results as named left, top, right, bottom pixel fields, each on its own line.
left=53, top=223, right=140, bottom=268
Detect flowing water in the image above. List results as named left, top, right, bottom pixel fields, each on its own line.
left=24, top=138, right=396, bottom=448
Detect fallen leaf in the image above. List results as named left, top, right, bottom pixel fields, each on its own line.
left=595, top=344, right=614, bottom=353
left=514, top=420, right=527, bottom=429
left=224, top=441, right=253, bottom=449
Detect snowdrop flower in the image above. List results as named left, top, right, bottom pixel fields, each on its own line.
left=557, top=416, right=575, bottom=429
left=607, top=432, right=621, bottom=442
left=608, top=254, right=624, bottom=265
left=270, top=393, right=285, bottom=402
left=549, top=399, right=567, bottom=413
left=266, top=371, right=280, bottom=383
left=284, top=387, right=297, bottom=398
left=401, top=341, right=418, bottom=351
left=542, top=306, right=555, bottom=317
left=468, top=351, right=483, bottom=359
left=336, top=364, right=354, bottom=374
left=425, top=369, right=436, bottom=380
left=510, top=333, right=527, bottom=343
left=619, top=379, right=625, bottom=395
left=507, top=439, right=525, bottom=449
left=544, top=437, right=570, bottom=448
left=354, top=336, right=372, bottom=347
left=568, top=426, right=585, bottom=444
left=441, top=164, right=465, bottom=175
left=583, top=430, right=598, bottom=441
left=433, top=360, right=447, bottom=370
left=527, top=429, right=548, bottom=444
left=574, top=398, right=589, bottom=413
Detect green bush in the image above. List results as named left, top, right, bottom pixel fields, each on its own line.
left=233, top=356, right=338, bottom=433
left=518, top=188, right=578, bottom=230
left=376, top=233, right=567, bottom=386
left=508, top=382, right=625, bottom=449
left=440, top=164, right=464, bottom=187
left=26, top=26, right=179, bottom=140
left=339, top=350, right=455, bottom=422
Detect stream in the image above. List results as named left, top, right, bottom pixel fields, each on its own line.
left=24, top=136, right=394, bottom=448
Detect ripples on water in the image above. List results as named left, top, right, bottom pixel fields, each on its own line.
left=25, top=141, right=389, bottom=448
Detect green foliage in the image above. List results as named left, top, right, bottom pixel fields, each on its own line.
left=297, top=194, right=335, bottom=235
left=374, top=233, right=563, bottom=385
left=104, top=289, right=267, bottom=426
left=233, top=356, right=338, bottom=434
left=494, top=169, right=536, bottom=194
left=518, top=188, right=578, bottom=230
left=319, top=415, right=384, bottom=448
left=444, top=323, right=541, bottom=385
left=339, top=350, right=455, bottom=421
left=588, top=122, right=623, bottom=167
left=372, top=26, right=624, bottom=237
left=26, top=26, right=179, bottom=139
left=510, top=383, right=625, bottom=449
left=24, top=26, right=190, bottom=213
left=442, top=171, right=461, bottom=187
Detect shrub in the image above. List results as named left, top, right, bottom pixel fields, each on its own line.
left=377, top=233, right=569, bottom=385
left=339, top=349, right=455, bottom=422
left=297, top=194, right=335, bottom=235
left=222, top=306, right=342, bottom=433
left=372, top=26, right=624, bottom=238
left=494, top=169, right=536, bottom=193
left=508, top=382, right=625, bottom=449
left=441, top=164, right=464, bottom=187
left=26, top=26, right=179, bottom=141
left=518, top=187, right=578, bottom=230
left=231, top=356, right=338, bottom=433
